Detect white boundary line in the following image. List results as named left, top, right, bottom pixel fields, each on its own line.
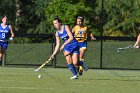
left=0, top=86, right=53, bottom=90
left=0, top=80, right=33, bottom=83
left=69, top=82, right=91, bottom=84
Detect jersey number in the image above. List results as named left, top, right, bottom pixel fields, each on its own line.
left=2, top=33, right=5, bottom=38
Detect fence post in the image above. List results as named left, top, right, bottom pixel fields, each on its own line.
left=52, top=35, right=56, bottom=68
left=100, top=0, right=104, bottom=69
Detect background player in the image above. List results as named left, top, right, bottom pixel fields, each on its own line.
left=134, top=33, right=140, bottom=48
left=0, top=16, right=14, bottom=65
left=50, top=17, right=79, bottom=79
left=72, top=16, right=96, bottom=75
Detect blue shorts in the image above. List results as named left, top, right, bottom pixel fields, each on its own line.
left=78, top=41, right=87, bottom=50
left=64, top=43, right=79, bottom=54
left=0, top=41, right=8, bottom=51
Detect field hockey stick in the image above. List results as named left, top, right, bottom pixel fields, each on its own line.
left=34, top=51, right=71, bottom=72
left=117, top=45, right=133, bottom=52
left=34, top=58, right=52, bottom=72
left=34, top=51, right=60, bottom=72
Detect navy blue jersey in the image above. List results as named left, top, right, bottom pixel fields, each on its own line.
left=0, top=24, right=10, bottom=40
left=57, top=25, right=79, bottom=54
left=57, top=25, right=77, bottom=45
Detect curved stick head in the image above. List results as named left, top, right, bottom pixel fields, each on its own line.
left=117, top=48, right=120, bottom=53
left=34, top=69, right=39, bottom=72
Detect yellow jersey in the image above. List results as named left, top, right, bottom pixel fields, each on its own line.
left=73, top=25, right=88, bottom=42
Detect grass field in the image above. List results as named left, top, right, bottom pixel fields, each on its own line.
left=0, top=67, right=139, bottom=93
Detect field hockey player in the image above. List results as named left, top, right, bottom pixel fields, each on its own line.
left=50, top=16, right=79, bottom=79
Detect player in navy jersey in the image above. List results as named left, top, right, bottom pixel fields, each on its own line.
left=0, top=16, right=14, bottom=65
left=50, top=17, right=79, bottom=79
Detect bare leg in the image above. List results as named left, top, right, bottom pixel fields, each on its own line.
left=0, top=47, right=4, bottom=65
left=72, top=53, right=79, bottom=73
left=72, top=53, right=79, bottom=66
left=134, top=34, right=140, bottom=48
left=64, top=51, right=72, bottom=64
left=78, top=48, right=88, bottom=75
left=64, top=51, right=78, bottom=79
left=79, top=48, right=86, bottom=60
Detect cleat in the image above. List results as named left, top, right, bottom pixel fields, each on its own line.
left=135, top=45, right=139, bottom=48
left=70, top=75, right=78, bottom=80
left=78, top=66, right=83, bottom=75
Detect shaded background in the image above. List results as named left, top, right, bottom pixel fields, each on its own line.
left=0, top=0, right=139, bottom=69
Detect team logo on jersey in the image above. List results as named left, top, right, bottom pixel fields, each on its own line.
left=0, top=30, right=8, bottom=33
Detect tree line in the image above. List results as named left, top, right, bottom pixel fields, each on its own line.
left=0, top=0, right=140, bottom=37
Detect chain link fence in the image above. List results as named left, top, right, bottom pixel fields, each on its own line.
left=3, top=35, right=140, bottom=70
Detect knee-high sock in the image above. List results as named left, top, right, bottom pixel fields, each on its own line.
left=79, top=60, right=88, bottom=71
left=79, top=59, right=84, bottom=66
left=79, top=61, right=83, bottom=66
left=68, top=63, right=77, bottom=76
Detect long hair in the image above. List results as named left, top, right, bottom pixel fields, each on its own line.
left=53, top=16, right=62, bottom=24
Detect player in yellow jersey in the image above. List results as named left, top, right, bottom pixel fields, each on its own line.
left=72, top=16, right=96, bottom=75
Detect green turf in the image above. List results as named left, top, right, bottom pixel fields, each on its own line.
left=0, top=67, right=139, bottom=93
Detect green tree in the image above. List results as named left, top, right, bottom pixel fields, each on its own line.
left=2, top=0, right=140, bottom=37
left=45, top=0, right=92, bottom=32
left=95, top=0, right=140, bottom=36
left=0, top=0, right=15, bottom=26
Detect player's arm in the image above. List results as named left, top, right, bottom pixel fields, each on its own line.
left=90, top=33, right=96, bottom=40
left=63, top=25, right=73, bottom=45
left=88, top=27, right=96, bottom=40
left=9, top=25, right=14, bottom=38
left=51, top=32, right=60, bottom=57
left=60, top=25, right=73, bottom=50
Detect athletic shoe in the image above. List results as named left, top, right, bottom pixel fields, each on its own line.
left=82, top=63, right=88, bottom=71
left=135, top=45, right=139, bottom=48
left=70, top=75, right=78, bottom=80
left=78, top=66, right=83, bottom=75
